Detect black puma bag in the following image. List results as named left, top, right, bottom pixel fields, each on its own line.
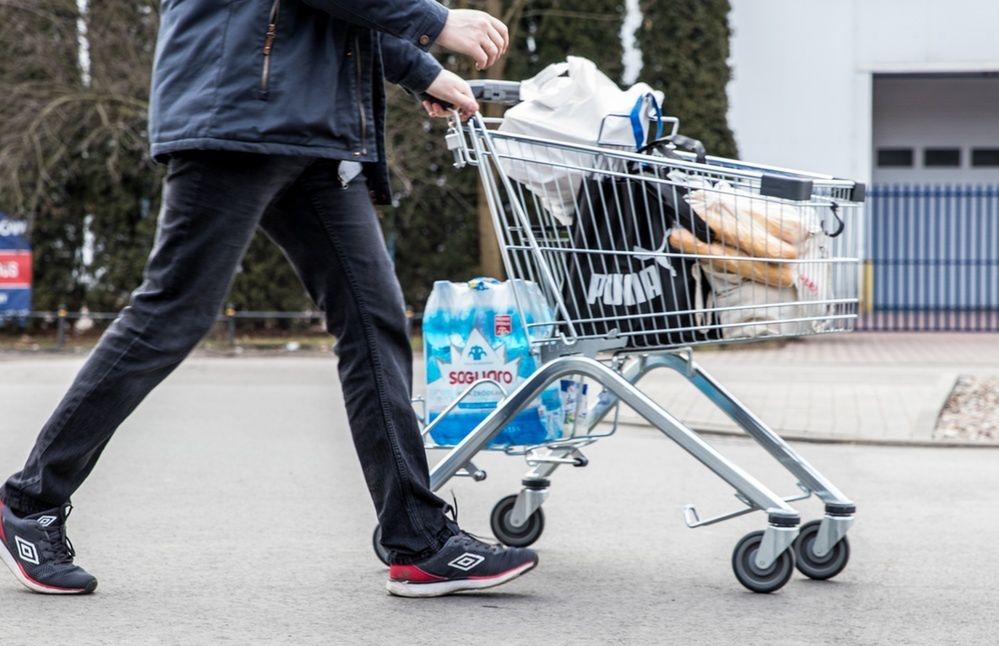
left=560, top=172, right=717, bottom=349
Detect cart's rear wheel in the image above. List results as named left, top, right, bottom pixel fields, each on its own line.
left=731, top=530, right=794, bottom=593
left=372, top=524, right=390, bottom=566
left=490, top=494, right=545, bottom=547
left=793, top=519, right=850, bottom=580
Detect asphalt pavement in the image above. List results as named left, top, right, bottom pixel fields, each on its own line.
left=0, top=356, right=996, bottom=645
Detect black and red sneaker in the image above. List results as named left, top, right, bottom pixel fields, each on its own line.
left=0, top=500, right=97, bottom=594
left=387, top=532, right=537, bottom=598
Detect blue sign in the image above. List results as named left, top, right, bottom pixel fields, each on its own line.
left=0, top=212, right=32, bottom=316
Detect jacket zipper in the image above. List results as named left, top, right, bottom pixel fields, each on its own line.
left=260, top=0, right=281, bottom=97
left=353, top=35, right=367, bottom=155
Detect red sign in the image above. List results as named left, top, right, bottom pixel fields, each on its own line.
left=0, top=251, right=32, bottom=288
left=494, top=314, right=513, bottom=336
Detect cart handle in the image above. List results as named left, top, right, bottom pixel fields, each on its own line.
left=467, top=79, right=521, bottom=105
left=421, top=80, right=521, bottom=110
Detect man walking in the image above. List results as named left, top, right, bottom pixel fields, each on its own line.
left=0, top=0, right=537, bottom=598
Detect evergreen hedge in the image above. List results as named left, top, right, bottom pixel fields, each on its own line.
left=1, top=0, right=735, bottom=318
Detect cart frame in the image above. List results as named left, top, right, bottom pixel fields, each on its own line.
left=389, top=81, right=861, bottom=593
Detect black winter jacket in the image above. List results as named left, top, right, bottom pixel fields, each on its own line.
left=149, top=0, right=448, bottom=204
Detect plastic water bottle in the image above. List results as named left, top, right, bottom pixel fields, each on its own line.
left=423, top=278, right=562, bottom=447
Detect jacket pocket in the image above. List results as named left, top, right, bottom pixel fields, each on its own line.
left=258, top=0, right=281, bottom=98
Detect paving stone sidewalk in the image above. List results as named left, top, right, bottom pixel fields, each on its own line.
left=599, top=332, right=999, bottom=445
left=416, top=331, right=999, bottom=446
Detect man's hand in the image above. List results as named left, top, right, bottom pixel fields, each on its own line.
left=422, top=69, right=478, bottom=119
left=436, top=9, right=509, bottom=71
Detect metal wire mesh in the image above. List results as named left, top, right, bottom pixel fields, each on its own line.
left=451, top=115, right=864, bottom=356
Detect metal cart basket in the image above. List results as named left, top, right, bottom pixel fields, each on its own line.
left=377, top=80, right=863, bottom=594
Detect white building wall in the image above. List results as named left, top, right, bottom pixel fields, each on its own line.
left=873, top=76, right=999, bottom=184
left=727, top=0, right=999, bottom=184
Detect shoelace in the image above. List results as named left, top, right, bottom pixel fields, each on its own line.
left=444, top=491, right=460, bottom=525
left=39, top=505, right=76, bottom=565
left=444, top=492, right=504, bottom=554
left=456, top=531, right=505, bottom=554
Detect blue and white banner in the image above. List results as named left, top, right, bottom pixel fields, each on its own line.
left=0, top=212, right=32, bottom=315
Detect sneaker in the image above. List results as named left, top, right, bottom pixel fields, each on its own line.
left=0, top=501, right=97, bottom=594
left=387, top=532, right=537, bottom=598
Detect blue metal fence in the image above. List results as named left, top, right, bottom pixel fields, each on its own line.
left=862, top=185, right=999, bottom=331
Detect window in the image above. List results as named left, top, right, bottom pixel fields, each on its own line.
left=877, top=148, right=913, bottom=167
left=924, top=148, right=961, bottom=167
left=972, top=148, right=999, bottom=167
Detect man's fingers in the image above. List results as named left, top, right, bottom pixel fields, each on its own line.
left=455, top=92, right=478, bottom=115
left=427, top=102, right=443, bottom=118
left=482, top=37, right=499, bottom=68
left=472, top=47, right=488, bottom=71
left=438, top=10, right=510, bottom=67
left=490, top=16, right=509, bottom=53
left=421, top=99, right=448, bottom=118
left=485, top=24, right=504, bottom=58
left=450, top=84, right=478, bottom=115
left=425, top=69, right=478, bottom=118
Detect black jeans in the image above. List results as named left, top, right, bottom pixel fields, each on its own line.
left=1, top=151, right=454, bottom=563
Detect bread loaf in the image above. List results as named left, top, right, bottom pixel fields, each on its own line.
left=714, top=189, right=809, bottom=245
left=687, top=190, right=799, bottom=260
left=668, top=227, right=795, bottom=288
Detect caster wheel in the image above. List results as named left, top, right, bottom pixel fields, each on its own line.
left=793, top=519, right=850, bottom=580
left=490, top=494, right=545, bottom=547
left=372, top=524, right=390, bottom=566
left=731, top=530, right=794, bottom=593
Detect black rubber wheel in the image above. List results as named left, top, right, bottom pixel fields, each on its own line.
left=731, top=530, right=795, bottom=593
left=372, top=524, right=390, bottom=566
left=490, top=494, right=545, bottom=547
left=793, top=519, right=850, bottom=580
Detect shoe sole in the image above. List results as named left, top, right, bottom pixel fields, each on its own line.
left=386, top=559, right=537, bottom=598
left=0, top=539, right=95, bottom=595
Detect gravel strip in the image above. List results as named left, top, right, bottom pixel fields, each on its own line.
left=935, top=376, right=999, bottom=442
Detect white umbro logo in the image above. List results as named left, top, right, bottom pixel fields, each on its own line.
left=447, top=553, right=485, bottom=572
left=15, top=536, right=39, bottom=565
left=36, top=516, right=57, bottom=528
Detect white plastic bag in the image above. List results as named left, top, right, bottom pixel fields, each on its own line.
left=497, top=57, right=664, bottom=225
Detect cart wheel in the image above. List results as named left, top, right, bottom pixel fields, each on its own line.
left=490, top=494, right=545, bottom=547
left=731, top=530, right=794, bottom=593
left=372, top=524, right=390, bottom=566
left=793, top=519, right=850, bottom=580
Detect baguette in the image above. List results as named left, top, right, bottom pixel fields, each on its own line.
left=668, top=226, right=795, bottom=288
left=687, top=190, right=799, bottom=260
left=714, top=189, right=809, bottom=245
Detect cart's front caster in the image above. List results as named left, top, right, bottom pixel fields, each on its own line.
left=490, top=494, right=545, bottom=547
left=372, top=524, right=390, bottom=566
left=731, top=530, right=794, bottom=593
left=793, top=519, right=850, bottom=580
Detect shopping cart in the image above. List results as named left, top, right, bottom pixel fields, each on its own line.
left=375, top=80, right=863, bottom=593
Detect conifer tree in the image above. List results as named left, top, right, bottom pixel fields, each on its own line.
left=0, top=1, right=738, bottom=317
left=383, top=0, right=627, bottom=306
left=635, top=0, right=737, bottom=158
